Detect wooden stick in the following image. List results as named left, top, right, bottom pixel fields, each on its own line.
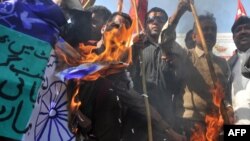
left=138, top=18, right=145, bottom=33
left=82, top=0, right=90, bottom=9
left=190, top=3, right=217, bottom=86
left=132, top=0, right=153, bottom=141
left=117, top=0, right=123, bottom=13
left=189, top=2, right=230, bottom=124
left=132, top=0, right=140, bottom=34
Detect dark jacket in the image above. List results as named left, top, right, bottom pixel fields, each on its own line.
left=68, top=70, right=173, bottom=141
left=242, top=52, right=250, bottom=79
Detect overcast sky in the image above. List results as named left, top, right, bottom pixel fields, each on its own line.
left=95, top=0, right=250, bottom=33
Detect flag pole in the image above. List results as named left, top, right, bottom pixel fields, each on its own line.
left=82, top=0, right=96, bottom=9
left=131, top=0, right=153, bottom=141
left=82, top=0, right=90, bottom=9
left=189, top=2, right=217, bottom=85
left=117, top=0, right=123, bottom=13
left=189, top=1, right=230, bottom=124
left=132, top=0, right=140, bottom=34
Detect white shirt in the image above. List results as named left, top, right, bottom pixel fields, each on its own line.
left=234, top=82, right=250, bottom=124
left=231, top=49, right=250, bottom=124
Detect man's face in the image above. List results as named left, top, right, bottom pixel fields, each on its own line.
left=90, top=12, right=106, bottom=40
left=233, top=23, right=250, bottom=52
left=145, top=12, right=167, bottom=39
left=193, top=19, right=217, bottom=51
left=105, top=15, right=130, bottom=31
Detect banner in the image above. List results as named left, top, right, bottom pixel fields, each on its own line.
left=0, top=24, right=52, bottom=140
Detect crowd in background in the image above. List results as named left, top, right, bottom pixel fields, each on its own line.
left=0, top=0, right=250, bottom=141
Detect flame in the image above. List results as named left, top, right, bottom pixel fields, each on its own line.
left=78, top=23, right=134, bottom=64
left=75, top=21, right=136, bottom=80
left=190, top=124, right=206, bottom=141
left=68, top=80, right=82, bottom=134
left=55, top=15, right=136, bottom=80
left=191, top=82, right=225, bottom=141
left=70, top=80, right=81, bottom=112
left=55, top=41, right=82, bottom=67
left=205, top=82, right=224, bottom=141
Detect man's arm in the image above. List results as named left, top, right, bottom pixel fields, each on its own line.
left=159, top=0, right=191, bottom=60
left=168, top=0, right=192, bottom=28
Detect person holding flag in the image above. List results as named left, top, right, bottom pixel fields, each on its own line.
left=22, top=4, right=112, bottom=141
left=60, top=8, right=187, bottom=141
left=129, top=0, right=191, bottom=140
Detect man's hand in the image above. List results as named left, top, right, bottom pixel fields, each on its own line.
left=178, top=0, right=193, bottom=12
left=132, top=33, right=147, bottom=61
left=169, top=0, right=193, bottom=28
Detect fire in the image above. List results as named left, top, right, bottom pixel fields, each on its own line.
left=190, top=124, right=206, bottom=141
left=55, top=40, right=83, bottom=67
left=70, top=80, right=81, bottom=112
left=191, top=82, right=225, bottom=141
left=76, top=21, right=135, bottom=80
left=78, top=23, right=134, bottom=64
left=56, top=20, right=136, bottom=81
left=68, top=79, right=82, bottom=134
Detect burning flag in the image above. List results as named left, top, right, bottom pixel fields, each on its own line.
left=55, top=17, right=136, bottom=139
left=57, top=20, right=136, bottom=81
left=56, top=63, right=106, bottom=81
left=235, top=0, right=247, bottom=20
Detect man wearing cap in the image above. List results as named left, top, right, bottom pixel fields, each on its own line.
left=230, top=16, right=250, bottom=124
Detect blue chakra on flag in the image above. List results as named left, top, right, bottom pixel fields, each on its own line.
left=34, top=81, right=75, bottom=141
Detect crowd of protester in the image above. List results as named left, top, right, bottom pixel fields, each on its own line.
left=0, top=0, right=250, bottom=141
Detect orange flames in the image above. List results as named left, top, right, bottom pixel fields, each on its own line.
left=70, top=80, right=81, bottom=112
left=190, top=82, right=225, bottom=141
left=190, top=123, right=206, bottom=141
left=78, top=23, right=134, bottom=64
left=76, top=22, right=135, bottom=80
left=69, top=80, right=82, bottom=134
left=58, top=20, right=136, bottom=132
left=56, top=21, right=136, bottom=81
left=55, top=41, right=82, bottom=67
left=59, top=20, right=136, bottom=133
